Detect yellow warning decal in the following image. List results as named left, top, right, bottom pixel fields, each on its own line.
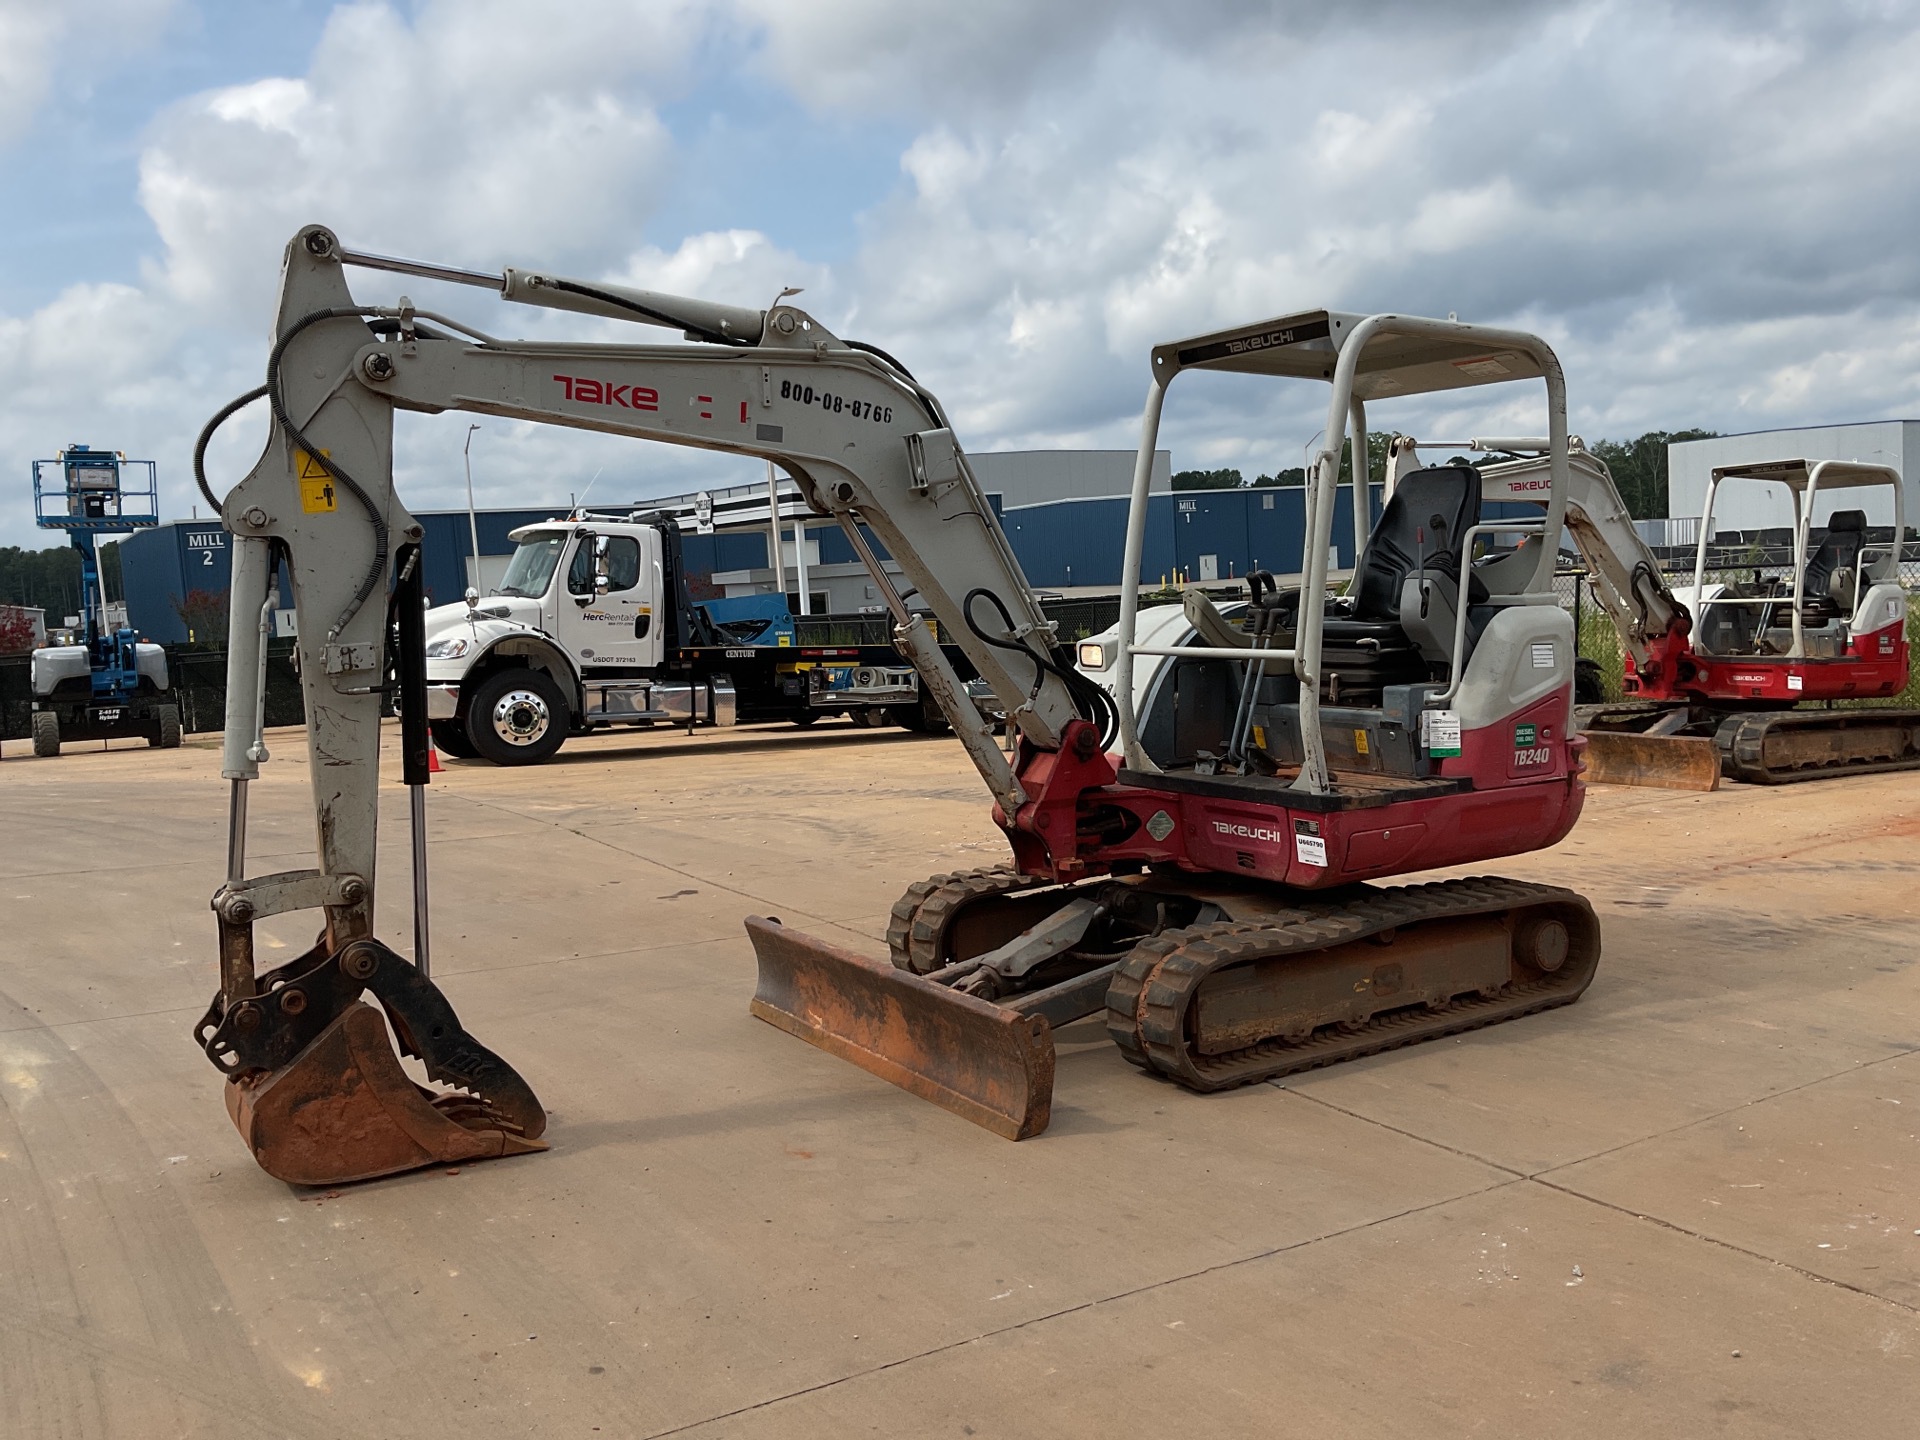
left=295, top=448, right=337, bottom=513
left=1251, top=725, right=1266, bottom=750
left=1353, top=729, right=1370, bottom=755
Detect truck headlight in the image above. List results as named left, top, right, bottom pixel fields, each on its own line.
left=425, top=637, right=470, bottom=659
left=1077, top=641, right=1107, bottom=670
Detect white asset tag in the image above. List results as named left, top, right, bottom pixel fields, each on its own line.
left=1423, top=709, right=1462, bottom=757
left=1530, top=641, right=1556, bottom=669
left=1294, top=833, right=1328, bottom=867
left=1787, top=673, right=1803, bottom=692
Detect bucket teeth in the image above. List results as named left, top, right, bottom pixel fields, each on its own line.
left=224, top=1001, right=547, bottom=1186
left=198, top=937, right=545, bottom=1186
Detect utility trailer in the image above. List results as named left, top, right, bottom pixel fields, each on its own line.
left=423, top=510, right=976, bottom=763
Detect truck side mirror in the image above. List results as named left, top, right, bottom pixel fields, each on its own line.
left=593, top=535, right=611, bottom=592
left=464, top=586, right=480, bottom=610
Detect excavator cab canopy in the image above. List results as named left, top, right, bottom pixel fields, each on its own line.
left=1691, top=458, right=1906, bottom=659
left=1149, top=309, right=1551, bottom=398
left=1116, top=309, right=1572, bottom=793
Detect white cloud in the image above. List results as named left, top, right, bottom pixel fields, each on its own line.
left=0, top=0, right=173, bottom=145
left=7, top=0, right=1920, bottom=545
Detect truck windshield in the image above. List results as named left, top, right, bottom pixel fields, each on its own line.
left=497, top=534, right=567, bottom=598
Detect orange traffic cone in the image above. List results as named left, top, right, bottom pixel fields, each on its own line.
left=427, top=735, right=443, bottom=773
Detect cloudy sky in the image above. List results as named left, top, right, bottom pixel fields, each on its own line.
left=3, top=0, right=1918, bottom=546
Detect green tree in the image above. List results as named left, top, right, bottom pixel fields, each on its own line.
left=0, top=540, right=123, bottom=616
left=1589, top=429, right=1717, bottom=519
left=1252, top=467, right=1307, bottom=487
left=1335, top=432, right=1392, bottom=489
left=1171, top=467, right=1244, bottom=491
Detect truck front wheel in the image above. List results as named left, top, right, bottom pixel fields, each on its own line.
left=467, top=669, right=570, bottom=765
left=31, top=712, right=59, bottom=758
left=150, top=704, right=182, bottom=749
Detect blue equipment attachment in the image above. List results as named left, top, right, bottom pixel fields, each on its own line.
left=27, top=446, right=179, bottom=756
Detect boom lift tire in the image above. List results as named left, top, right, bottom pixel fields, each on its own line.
left=31, top=712, right=59, bottom=758
left=466, top=668, right=569, bottom=766
left=150, top=704, right=182, bottom=749
left=430, top=719, right=478, bottom=759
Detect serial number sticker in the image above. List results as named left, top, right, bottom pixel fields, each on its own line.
left=1530, top=641, right=1555, bottom=669
left=1514, top=723, right=1537, bottom=747
left=1787, top=673, right=1804, bottom=691
left=776, top=378, right=894, bottom=424
left=1423, top=709, right=1462, bottom=758
left=295, top=448, right=337, bottom=513
left=1295, top=833, right=1328, bottom=867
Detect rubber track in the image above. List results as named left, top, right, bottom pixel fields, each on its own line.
left=1717, top=708, right=1920, bottom=785
left=886, top=867, right=1052, bottom=974
left=1103, top=876, right=1600, bottom=1092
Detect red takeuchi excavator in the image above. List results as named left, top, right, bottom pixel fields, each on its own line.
left=195, top=226, right=1603, bottom=1184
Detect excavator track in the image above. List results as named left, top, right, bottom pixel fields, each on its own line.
left=1104, top=876, right=1600, bottom=1093
left=887, top=867, right=1059, bottom=974
left=1716, top=708, right=1920, bottom=785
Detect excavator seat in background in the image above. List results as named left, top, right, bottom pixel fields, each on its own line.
left=1319, top=466, right=1486, bottom=700
left=1802, top=509, right=1867, bottom=621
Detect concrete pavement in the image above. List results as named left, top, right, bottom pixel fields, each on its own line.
left=1, top=721, right=1916, bottom=1437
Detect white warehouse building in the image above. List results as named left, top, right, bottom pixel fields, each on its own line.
left=1669, top=422, right=1918, bottom=535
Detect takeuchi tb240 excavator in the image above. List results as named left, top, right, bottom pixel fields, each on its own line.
left=195, top=224, right=1604, bottom=1185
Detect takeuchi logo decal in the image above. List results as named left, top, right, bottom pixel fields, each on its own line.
left=553, top=374, right=660, bottom=411
left=1212, top=820, right=1284, bottom=844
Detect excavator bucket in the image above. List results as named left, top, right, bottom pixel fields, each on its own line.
left=746, top=916, right=1055, bottom=1140
left=223, top=1001, right=548, bottom=1186
left=1580, top=730, right=1721, bottom=791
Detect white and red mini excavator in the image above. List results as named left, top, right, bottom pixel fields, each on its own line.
left=195, top=226, right=1602, bottom=1185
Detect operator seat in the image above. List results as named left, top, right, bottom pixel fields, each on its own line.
left=1321, top=466, right=1485, bottom=699
left=1801, top=509, right=1866, bottom=620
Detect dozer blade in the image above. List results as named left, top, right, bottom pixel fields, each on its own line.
left=746, top=916, right=1054, bottom=1140
left=1580, top=730, right=1720, bottom=791
left=224, top=1001, right=547, bottom=1187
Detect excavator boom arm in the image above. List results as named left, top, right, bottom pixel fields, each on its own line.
left=1479, top=446, right=1692, bottom=668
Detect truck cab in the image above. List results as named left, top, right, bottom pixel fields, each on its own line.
left=422, top=514, right=942, bottom=764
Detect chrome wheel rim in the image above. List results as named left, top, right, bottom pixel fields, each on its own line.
left=490, top=688, right=551, bottom=746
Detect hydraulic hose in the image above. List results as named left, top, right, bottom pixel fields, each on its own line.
left=195, top=306, right=393, bottom=642
left=962, top=587, right=1119, bottom=751
left=193, top=384, right=268, bottom=515
left=262, top=306, right=391, bottom=640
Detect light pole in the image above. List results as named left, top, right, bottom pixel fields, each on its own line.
left=463, top=424, right=483, bottom=593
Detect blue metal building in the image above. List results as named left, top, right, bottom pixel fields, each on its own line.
left=118, top=482, right=1419, bottom=640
